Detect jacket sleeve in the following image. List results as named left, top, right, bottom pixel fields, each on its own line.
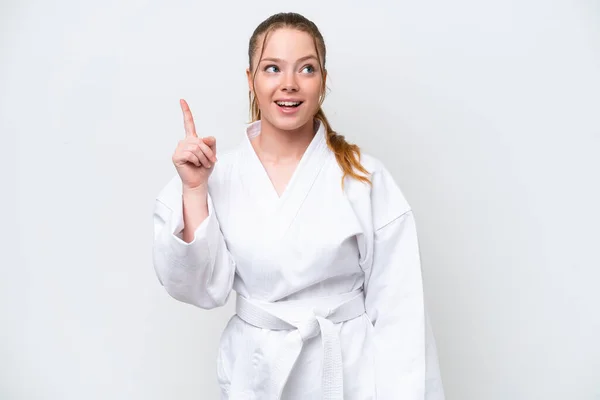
left=152, top=176, right=235, bottom=309
left=363, top=167, right=445, bottom=399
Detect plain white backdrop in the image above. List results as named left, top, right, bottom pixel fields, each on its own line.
left=1, top=0, right=599, bottom=399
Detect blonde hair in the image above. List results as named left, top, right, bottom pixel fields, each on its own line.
left=248, top=12, right=371, bottom=188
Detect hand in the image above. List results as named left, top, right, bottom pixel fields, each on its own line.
left=171, top=99, right=217, bottom=190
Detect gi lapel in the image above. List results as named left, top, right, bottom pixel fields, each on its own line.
left=274, top=120, right=328, bottom=238
left=240, top=120, right=329, bottom=239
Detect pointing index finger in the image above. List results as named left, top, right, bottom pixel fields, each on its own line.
left=180, top=99, right=197, bottom=138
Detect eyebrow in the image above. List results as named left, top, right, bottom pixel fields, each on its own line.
left=259, top=55, right=319, bottom=64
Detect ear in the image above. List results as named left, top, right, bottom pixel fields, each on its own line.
left=246, top=68, right=254, bottom=93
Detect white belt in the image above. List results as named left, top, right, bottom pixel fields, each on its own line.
left=235, top=289, right=366, bottom=400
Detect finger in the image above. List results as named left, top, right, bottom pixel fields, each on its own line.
left=183, top=137, right=216, bottom=164
left=187, top=143, right=211, bottom=168
left=173, top=148, right=200, bottom=167
left=197, top=140, right=217, bottom=163
left=180, top=99, right=198, bottom=138
left=201, top=136, right=217, bottom=159
left=201, top=136, right=216, bottom=145
left=184, top=151, right=201, bottom=167
left=173, top=150, right=200, bottom=167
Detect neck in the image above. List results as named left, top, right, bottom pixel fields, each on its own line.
left=253, top=118, right=317, bottom=163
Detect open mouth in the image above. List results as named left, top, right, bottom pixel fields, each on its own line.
left=275, top=101, right=303, bottom=108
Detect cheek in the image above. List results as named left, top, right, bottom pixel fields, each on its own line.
left=254, top=76, right=279, bottom=100
left=304, top=81, right=323, bottom=104
left=304, top=76, right=323, bottom=94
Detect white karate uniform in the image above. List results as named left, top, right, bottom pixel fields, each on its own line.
left=152, top=120, right=445, bottom=399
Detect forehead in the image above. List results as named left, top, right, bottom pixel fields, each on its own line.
left=256, top=28, right=318, bottom=61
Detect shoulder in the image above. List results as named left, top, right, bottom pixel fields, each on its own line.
left=346, top=152, right=412, bottom=230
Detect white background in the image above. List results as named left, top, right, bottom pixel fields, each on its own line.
left=1, top=0, right=599, bottom=399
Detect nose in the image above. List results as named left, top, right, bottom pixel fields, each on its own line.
left=281, top=71, right=299, bottom=92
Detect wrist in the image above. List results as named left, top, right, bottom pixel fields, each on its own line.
left=182, top=183, right=208, bottom=196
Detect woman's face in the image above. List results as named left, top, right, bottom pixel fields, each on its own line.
left=248, top=28, right=325, bottom=132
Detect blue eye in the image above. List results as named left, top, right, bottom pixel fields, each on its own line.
left=301, top=65, right=315, bottom=73
left=265, top=65, right=279, bottom=73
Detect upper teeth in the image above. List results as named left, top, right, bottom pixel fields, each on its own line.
left=277, top=101, right=301, bottom=106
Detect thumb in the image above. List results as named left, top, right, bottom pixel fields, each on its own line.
left=201, top=136, right=217, bottom=149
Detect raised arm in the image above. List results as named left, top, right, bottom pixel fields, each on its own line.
left=151, top=99, right=235, bottom=309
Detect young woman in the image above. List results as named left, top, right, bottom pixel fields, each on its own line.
left=153, top=12, right=445, bottom=400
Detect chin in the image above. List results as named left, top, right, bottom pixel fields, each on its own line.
left=266, top=114, right=313, bottom=132
left=278, top=119, right=310, bottom=132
